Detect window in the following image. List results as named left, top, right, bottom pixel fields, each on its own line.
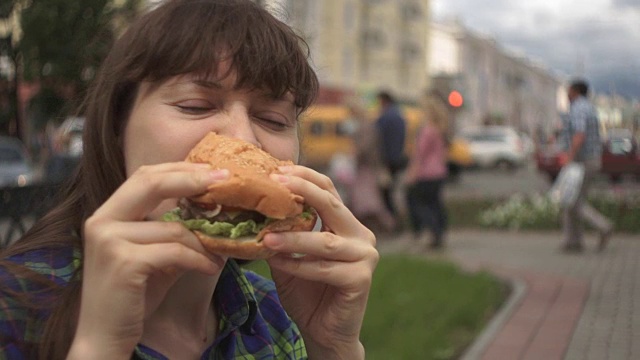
left=336, top=120, right=357, bottom=137
left=0, top=148, right=24, bottom=163
left=309, top=121, right=324, bottom=136
left=609, top=138, right=633, bottom=155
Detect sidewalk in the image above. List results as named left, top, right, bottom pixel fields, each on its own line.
left=377, top=229, right=640, bottom=360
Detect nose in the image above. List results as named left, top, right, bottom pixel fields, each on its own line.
left=220, top=104, right=262, bottom=148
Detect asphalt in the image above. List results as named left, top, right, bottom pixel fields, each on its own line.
left=377, top=229, right=640, bottom=360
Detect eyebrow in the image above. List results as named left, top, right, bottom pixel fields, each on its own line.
left=185, top=78, right=296, bottom=105
left=192, top=79, right=223, bottom=89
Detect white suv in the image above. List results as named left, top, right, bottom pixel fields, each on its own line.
left=459, top=126, right=526, bottom=169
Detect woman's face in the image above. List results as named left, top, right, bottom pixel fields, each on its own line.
left=123, top=70, right=299, bottom=175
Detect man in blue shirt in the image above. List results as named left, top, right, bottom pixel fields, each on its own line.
left=559, top=79, right=613, bottom=253
left=375, top=90, right=407, bottom=222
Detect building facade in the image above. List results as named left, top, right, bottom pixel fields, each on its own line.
left=265, top=0, right=430, bottom=103
left=429, top=20, right=562, bottom=136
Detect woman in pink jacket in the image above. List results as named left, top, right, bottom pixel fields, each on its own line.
left=405, top=91, right=450, bottom=249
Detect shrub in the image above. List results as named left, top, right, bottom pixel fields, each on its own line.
left=477, top=192, right=640, bottom=233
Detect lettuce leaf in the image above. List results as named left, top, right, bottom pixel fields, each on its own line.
left=162, top=208, right=266, bottom=239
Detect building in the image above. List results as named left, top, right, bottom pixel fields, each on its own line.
left=264, top=0, right=430, bottom=103
left=429, top=20, right=562, bottom=137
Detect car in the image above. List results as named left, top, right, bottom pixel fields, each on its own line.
left=535, top=129, right=640, bottom=182
left=518, top=131, right=536, bottom=158
left=0, top=136, right=39, bottom=188
left=56, top=116, right=85, bottom=157
left=602, top=129, right=640, bottom=182
left=459, top=126, right=526, bottom=169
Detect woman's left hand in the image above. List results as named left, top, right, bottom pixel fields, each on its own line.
left=263, top=165, right=379, bottom=360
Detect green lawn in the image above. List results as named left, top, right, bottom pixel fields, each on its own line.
left=243, top=254, right=508, bottom=360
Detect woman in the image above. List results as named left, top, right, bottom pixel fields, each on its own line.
left=0, top=1, right=378, bottom=358
left=404, top=91, right=450, bottom=249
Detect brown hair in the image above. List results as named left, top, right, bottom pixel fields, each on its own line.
left=421, top=90, right=450, bottom=134
left=0, top=0, right=318, bottom=358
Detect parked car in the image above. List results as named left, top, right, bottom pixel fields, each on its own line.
left=459, top=126, right=526, bottom=169
left=0, top=136, right=39, bottom=188
left=519, top=131, right=536, bottom=158
left=56, top=116, right=85, bottom=157
left=535, top=129, right=640, bottom=182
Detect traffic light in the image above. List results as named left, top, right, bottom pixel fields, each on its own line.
left=448, top=90, right=464, bottom=108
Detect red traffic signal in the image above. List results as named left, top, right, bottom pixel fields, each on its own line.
left=448, top=91, right=464, bottom=108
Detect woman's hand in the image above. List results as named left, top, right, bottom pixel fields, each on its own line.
left=68, top=162, right=228, bottom=359
left=263, top=165, right=379, bottom=360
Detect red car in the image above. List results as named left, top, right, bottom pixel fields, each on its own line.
left=536, top=132, right=640, bottom=182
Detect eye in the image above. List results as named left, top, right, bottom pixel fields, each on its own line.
left=254, top=115, right=290, bottom=131
left=175, top=100, right=215, bottom=115
left=253, top=112, right=293, bottom=131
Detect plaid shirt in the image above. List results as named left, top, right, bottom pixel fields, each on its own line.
left=0, top=247, right=307, bottom=359
left=566, top=95, right=602, bottom=162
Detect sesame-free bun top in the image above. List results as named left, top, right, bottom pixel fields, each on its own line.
left=186, top=132, right=304, bottom=219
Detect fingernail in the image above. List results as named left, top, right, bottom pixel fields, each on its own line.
left=264, top=233, right=284, bottom=248
left=209, top=169, right=229, bottom=181
left=278, top=165, right=293, bottom=173
left=270, top=173, right=289, bottom=183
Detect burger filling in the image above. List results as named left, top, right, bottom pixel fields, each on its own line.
left=162, top=199, right=272, bottom=239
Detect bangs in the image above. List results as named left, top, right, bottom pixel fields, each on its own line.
left=116, top=0, right=318, bottom=111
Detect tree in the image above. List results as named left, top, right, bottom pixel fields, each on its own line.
left=1, top=0, right=140, bottom=139
left=0, top=1, right=22, bottom=137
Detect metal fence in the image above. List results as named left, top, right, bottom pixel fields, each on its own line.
left=0, top=183, right=61, bottom=248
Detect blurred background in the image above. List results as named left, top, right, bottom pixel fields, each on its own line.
left=1, top=0, right=639, bottom=359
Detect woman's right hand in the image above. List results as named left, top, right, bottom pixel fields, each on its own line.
left=67, top=162, right=228, bottom=359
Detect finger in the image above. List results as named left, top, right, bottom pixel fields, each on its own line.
left=278, top=165, right=342, bottom=201
left=267, top=254, right=376, bottom=289
left=263, top=231, right=372, bottom=262
left=270, top=173, right=363, bottom=237
left=134, top=242, right=222, bottom=276
left=96, top=164, right=229, bottom=221
left=91, top=220, right=208, bottom=254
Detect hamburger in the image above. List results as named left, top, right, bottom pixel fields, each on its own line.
left=163, top=132, right=317, bottom=260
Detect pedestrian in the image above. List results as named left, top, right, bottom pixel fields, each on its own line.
left=404, top=91, right=449, bottom=249
left=346, top=98, right=396, bottom=234
left=558, top=79, right=613, bottom=253
left=0, top=1, right=378, bottom=359
left=374, top=90, right=407, bottom=223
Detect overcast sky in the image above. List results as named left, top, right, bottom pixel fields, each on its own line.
left=432, top=0, right=640, bottom=99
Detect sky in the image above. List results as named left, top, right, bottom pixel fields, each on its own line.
left=432, top=0, right=640, bottom=100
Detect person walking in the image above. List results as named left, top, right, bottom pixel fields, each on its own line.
left=375, top=90, right=407, bottom=223
left=404, top=91, right=449, bottom=249
left=559, top=79, right=613, bottom=253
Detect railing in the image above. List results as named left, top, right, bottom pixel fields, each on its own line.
left=0, top=183, right=61, bottom=248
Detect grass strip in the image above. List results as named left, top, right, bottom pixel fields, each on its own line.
left=244, top=254, right=508, bottom=360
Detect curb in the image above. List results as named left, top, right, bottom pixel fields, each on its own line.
left=460, top=275, right=527, bottom=360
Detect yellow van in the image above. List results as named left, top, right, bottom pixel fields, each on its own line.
left=299, top=105, right=355, bottom=168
